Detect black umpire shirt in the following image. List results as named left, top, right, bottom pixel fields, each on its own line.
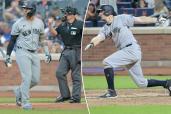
left=56, top=19, right=83, bottom=46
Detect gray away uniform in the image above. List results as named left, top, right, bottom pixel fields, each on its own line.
left=11, top=17, right=44, bottom=104
left=98, top=14, right=148, bottom=88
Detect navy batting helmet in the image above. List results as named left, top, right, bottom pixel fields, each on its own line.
left=21, top=2, right=36, bottom=17
left=97, top=5, right=117, bottom=16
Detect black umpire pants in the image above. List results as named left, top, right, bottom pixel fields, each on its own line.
left=56, top=47, right=81, bottom=100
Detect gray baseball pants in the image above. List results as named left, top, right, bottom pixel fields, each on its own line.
left=103, top=43, right=148, bottom=88
left=15, top=48, right=40, bottom=104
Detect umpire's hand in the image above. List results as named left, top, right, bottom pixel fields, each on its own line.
left=45, top=54, right=52, bottom=63
left=5, top=55, right=12, bottom=67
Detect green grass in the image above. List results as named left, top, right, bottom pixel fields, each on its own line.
left=84, top=76, right=171, bottom=114
left=83, top=76, right=171, bottom=90
left=0, top=109, right=89, bottom=114
left=90, top=105, right=171, bottom=114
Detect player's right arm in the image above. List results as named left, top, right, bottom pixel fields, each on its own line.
left=7, top=20, right=20, bottom=57
left=5, top=35, right=18, bottom=67
left=5, top=21, right=20, bottom=67
left=84, top=35, right=105, bottom=51
left=6, top=35, right=18, bottom=56
left=85, top=26, right=107, bottom=51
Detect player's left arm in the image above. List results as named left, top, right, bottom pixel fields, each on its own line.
left=39, top=20, right=52, bottom=63
left=134, top=16, right=157, bottom=24
left=39, top=33, right=52, bottom=63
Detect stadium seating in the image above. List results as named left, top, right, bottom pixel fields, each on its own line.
left=85, top=21, right=93, bottom=27
left=164, top=0, right=171, bottom=10
left=97, top=21, right=105, bottom=27
left=117, top=2, right=132, bottom=9
left=118, top=0, right=132, bottom=2
left=135, top=8, right=154, bottom=16
left=86, top=1, right=157, bottom=27
left=118, top=8, right=135, bottom=15
left=0, top=9, right=3, bottom=21
left=118, top=8, right=154, bottom=17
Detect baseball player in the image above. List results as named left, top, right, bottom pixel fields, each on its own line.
left=48, top=6, right=83, bottom=103
left=85, top=5, right=171, bottom=98
left=5, top=2, right=51, bottom=109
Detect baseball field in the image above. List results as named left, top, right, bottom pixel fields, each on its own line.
left=0, top=92, right=89, bottom=114
left=83, top=75, right=171, bottom=114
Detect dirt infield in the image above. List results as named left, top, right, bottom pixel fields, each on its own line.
left=0, top=103, right=87, bottom=109
left=0, top=91, right=61, bottom=98
left=0, top=91, right=85, bottom=98
left=0, top=91, right=87, bottom=109
left=86, top=88, right=171, bottom=107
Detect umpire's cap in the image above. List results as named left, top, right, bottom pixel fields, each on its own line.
left=61, top=6, right=77, bottom=15
left=21, top=1, right=36, bottom=17
left=97, top=5, right=117, bottom=16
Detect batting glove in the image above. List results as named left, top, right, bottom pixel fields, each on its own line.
left=85, top=43, right=94, bottom=51
left=157, top=15, right=170, bottom=27
left=45, top=54, right=52, bottom=63
left=5, top=55, right=12, bottom=67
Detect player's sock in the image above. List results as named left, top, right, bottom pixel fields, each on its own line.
left=147, top=79, right=167, bottom=87
left=104, top=68, right=115, bottom=90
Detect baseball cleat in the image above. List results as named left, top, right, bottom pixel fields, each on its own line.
left=99, top=90, right=117, bottom=98
left=55, top=96, right=71, bottom=103
left=13, top=88, right=22, bottom=106
left=22, top=103, right=32, bottom=110
left=69, top=98, right=81, bottom=103
left=16, top=98, right=22, bottom=107
left=166, top=79, right=171, bottom=96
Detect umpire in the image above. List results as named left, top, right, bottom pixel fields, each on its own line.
left=48, top=6, right=83, bottom=103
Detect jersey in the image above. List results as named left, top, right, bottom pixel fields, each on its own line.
left=11, top=17, right=44, bottom=50
left=56, top=19, right=83, bottom=46
left=98, top=14, right=137, bottom=49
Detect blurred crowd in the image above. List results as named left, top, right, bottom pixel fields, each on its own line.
left=0, top=0, right=87, bottom=53
left=1, top=0, right=171, bottom=53
left=86, top=0, right=171, bottom=27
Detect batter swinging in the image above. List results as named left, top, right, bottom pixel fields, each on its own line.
left=85, top=5, right=171, bottom=98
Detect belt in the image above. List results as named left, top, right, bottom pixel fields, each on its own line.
left=120, top=43, right=132, bottom=50
left=17, top=46, right=36, bottom=53
left=125, top=43, right=132, bottom=47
